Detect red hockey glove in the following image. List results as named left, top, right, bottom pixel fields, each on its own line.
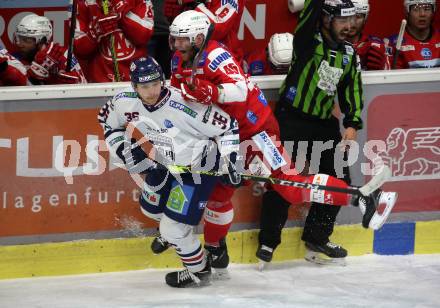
left=28, top=43, right=61, bottom=80
left=89, top=14, right=119, bottom=42
left=180, top=78, right=219, bottom=105
left=58, top=70, right=81, bottom=84
left=366, top=43, right=387, bottom=71
left=111, top=0, right=135, bottom=16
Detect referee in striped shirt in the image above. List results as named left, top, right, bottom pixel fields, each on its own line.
left=257, top=0, right=363, bottom=264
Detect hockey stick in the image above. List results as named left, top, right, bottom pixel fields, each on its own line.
left=102, top=0, right=121, bottom=81
left=165, top=164, right=392, bottom=197
left=391, top=19, right=407, bottom=69
left=66, top=0, right=77, bottom=72
left=189, top=22, right=215, bottom=86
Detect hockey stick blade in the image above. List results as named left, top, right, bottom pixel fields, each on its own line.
left=358, top=165, right=392, bottom=196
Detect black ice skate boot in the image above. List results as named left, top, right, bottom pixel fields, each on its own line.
left=165, top=260, right=211, bottom=288
left=304, top=241, right=347, bottom=266
left=151, top=234, right=170, bottom=254
left=351, top=189, right=397, bottom=230
left=256, top=244, right=274, bottom=271
left=205, top=238, right=230, bottom=280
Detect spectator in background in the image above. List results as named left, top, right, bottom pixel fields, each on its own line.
left=389, top=0, right=440, bottom=68
left=148, top=0, right=172, bottom=78
left=243, top=33, right=294, bottom=76
left=164, top=0, right=245, bottom=62
left=13, top=14, right=85, bottom=85
left=74, top=0, right=154, bottom=82
left=0, top=46, right=29, bottom=86
left=348, top=0, right=391, bottom=70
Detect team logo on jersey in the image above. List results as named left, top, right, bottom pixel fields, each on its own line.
left=164, top=119, right=174, bottom=128
left=250, top=61, right=264, bottom=75
left=246, top=110, right=258, bottom=124
left=208, top=51, right=232, bottom=71
left=343, top=55, right=350, bottom=65
left=421, top=48, right=432, bottom=60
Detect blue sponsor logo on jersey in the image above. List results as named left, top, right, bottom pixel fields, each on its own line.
left=171, top=56, right=179, bottom=72
left=343, top=55, right=350, bottom=65
left=246, top=110, right=258, bottom=124
left=421, top=48, right=432, bottom=59
left=164, top=119, right=174, bottom=128
left=221, top=0, right=238, bottom=10
left=198, top=201, right=207, bottom=210
left=257, top=91, right=268, bottom=106
left=208, top=51, right=232, bottom=71
left=250, top=61, right=264, bottom=75
left=286, top=86, right=297, bottom=101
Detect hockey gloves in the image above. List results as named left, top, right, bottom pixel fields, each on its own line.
left=29, top=43, right=66, bottom=81
left=111, top=0, right=135, bottom=16
left=116, top=141, right=158, bottom=174
left=89, top=14, right=119, bottom=42
left=181, top=78, right=219, bottom=105
left=366, top=42, right=388, bottom=70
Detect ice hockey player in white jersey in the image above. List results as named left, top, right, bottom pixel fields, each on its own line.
left=98, top=56, right=240, bottom=288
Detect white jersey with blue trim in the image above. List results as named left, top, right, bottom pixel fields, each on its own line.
left=98, top=85, right=239, bottom=167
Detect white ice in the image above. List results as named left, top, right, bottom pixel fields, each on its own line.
left=1, top=254, right=439, bottom=308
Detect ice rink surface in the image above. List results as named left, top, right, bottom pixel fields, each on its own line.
left=1, top=254, right=439, bottom=308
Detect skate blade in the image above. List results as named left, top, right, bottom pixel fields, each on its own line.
left=304, top=250, right=347, bottom=266
left=211, top=268, right=231, bottom=280
left=257, top=260, right=269, bottom=271
left=369, top=192, right=398, bottom=230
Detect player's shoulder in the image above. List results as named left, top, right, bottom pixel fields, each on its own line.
left=206, top=41, right=235, bottom=69
left=167, top=86, right=209, bottom=118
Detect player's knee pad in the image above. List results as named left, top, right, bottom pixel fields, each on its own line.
left=204, top=200, right=234, bottom=244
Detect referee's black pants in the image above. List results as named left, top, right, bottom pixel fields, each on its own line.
left=258, top=105, right=350, bottom=249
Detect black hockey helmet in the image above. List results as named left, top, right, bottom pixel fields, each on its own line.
left=323, top=0, right=356, bottom=18
left=129, top=56, right=165, bottom=85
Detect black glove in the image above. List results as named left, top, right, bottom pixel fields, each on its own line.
left=116, top=141, right=158, bottom=174
left=221, top=152, right=242, bottom=187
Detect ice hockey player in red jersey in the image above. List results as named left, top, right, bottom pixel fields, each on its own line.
left=164, top=0, right=244, bottom=62
left=389, top=0, right=440, bottom=69
left=348, top=0, right=391, bottom=70
left=0, top=46, right=29, bottom=86
left=151, top=9, right=398, bottom=277
left=74, top=0, right=154, bottom=82
left=243, top=33, right=294, bottom=76
left=13, top=14, right=86, bottom=85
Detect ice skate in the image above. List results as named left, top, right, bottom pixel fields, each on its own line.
left=151, top=235, right=170, bottom=254
left=353, top=189, right=398, bottom=230
left=256, top=244, right=274, bottom=271
left=165, top=262, right=211, bottom=288
left=304, top=241, right=347, bottom=266
left=205, top=238, right=230, bottom=280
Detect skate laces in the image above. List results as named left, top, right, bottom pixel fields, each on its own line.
left=178, top=269, right=200, bottom=284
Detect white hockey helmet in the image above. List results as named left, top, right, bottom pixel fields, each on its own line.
left=288, top=0, right=305, bottom=13
left=169, top=10, right=211, bottom=45
left=268, top=33, right=294, bottom=69
left=404, top=0, right=436, bottom=12
left=352, top=0, right=370, bottom=16
left=15, top=14, right=53, bottom=44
